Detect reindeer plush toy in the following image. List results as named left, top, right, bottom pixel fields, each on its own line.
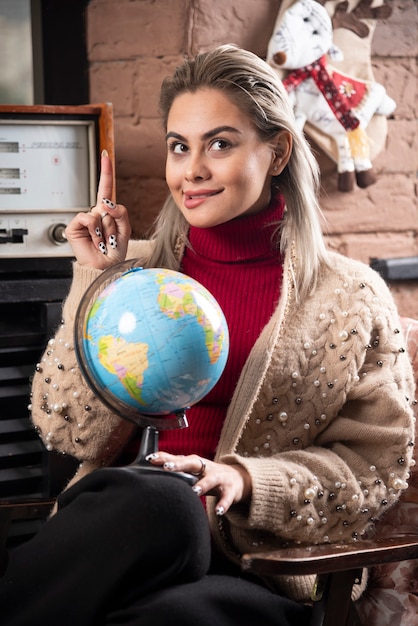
left=267, top=0, right=396, bottom=192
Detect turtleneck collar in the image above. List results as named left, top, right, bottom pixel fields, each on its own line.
left=187, top=193, right=285, bottom=263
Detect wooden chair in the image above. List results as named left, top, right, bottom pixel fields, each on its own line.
left=1, top=319, right=418, bottom=625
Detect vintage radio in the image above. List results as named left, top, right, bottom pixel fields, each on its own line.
left=0, top=103, right=114, bottom=258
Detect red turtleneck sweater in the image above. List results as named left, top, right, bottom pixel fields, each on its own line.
left=157, top=195, right=285, bottom=460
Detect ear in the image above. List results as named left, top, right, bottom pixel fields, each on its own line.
left=270, top=130, right=292, bottom=176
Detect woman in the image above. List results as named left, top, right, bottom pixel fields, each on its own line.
left=1, top=45, right=415, bottom=626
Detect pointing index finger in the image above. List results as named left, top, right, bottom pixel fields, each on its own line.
left=96, top=150, right=114, bottom=207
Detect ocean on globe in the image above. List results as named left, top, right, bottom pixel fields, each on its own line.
left=78, top=266, right=229, bottom=418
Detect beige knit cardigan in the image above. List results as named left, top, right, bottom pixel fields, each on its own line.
left=31, top=240, right=415, bottom=603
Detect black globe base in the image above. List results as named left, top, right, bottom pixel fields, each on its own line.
left=127, top=425, right=198, bottom=486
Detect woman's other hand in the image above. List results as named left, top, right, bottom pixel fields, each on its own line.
left=65, top=150, right=132, bottom=269
left=145, top=452, right=252, bottom=515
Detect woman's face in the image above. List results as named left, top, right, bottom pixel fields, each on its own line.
left=165, top=88, right=285, bottom=228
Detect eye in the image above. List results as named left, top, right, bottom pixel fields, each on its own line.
left=168, top=141, right=188, bottom=154
left=209, top=138, right=230, bottom=151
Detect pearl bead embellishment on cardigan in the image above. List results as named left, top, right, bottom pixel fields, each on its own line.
left=31, top=317, right=99, bottom=453
left=237, top=277, right=416, bottom=541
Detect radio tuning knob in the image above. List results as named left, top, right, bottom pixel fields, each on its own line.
left=49, top=223, right=68, bottom=245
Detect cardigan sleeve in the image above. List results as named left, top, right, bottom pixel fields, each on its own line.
left=30, top=260, right=137, bottom=468
left=30, top=239, right=152, bottom=473
left=217, top=263, right=416, bottom=547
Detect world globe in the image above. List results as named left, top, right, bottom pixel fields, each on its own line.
left=74, top=260, right=229, bottom=430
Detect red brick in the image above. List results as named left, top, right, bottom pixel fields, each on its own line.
left=87, top=0, right=189, bottom=61
left=191, top=0, right=281, bottom=56
left=114, top=119, right=166, bottom=180
left=90, top=61, right=136, bottom=117
left=117, top=177, right=168, bottom=238
left=321, top=174, right=418, bottom=234
left=374, top=121, right=417, bottom=174
left=389, top=283, right=418, bottom=318
left=372, top=0, right=418, bottom=58
left=372, top=58, right=416, bottom=120
left=131, top=56, right=185, bottom=119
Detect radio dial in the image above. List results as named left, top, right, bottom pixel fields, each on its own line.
left=49, top=223, right=68, bottom=245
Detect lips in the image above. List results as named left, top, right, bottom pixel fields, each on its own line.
left=183, top=189, right=222, bottom=209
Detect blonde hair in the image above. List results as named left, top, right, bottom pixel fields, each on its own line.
left=146, top=44, right=330, bottom=301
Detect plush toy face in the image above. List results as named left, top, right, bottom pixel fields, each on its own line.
left=270, top=0, right=333, bottom=69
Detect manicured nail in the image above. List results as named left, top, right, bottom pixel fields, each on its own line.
left=164, top=461, right=175, bottom=470
left=95, top=227, right=102, bottom=237
left=145, top=453, right=159, bottom=461
left=98, top=242, right=107, bottom=255
left=216, top=506, right=225, bottom=516
left=102, top=198, right=116, bottom=210
left=108, top=234, right=117, bottom=249
left=102, top=149, right=109, bottom=158
left=192, top=485, right=202, bottom=495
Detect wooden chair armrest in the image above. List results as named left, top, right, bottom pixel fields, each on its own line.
left=0, top=498, right=55, bottom=523
left=0, top=497, right=55, bottom=574
left=241, top=534, right=418, bottom=576
left=0, top=497, right=55, bottom=543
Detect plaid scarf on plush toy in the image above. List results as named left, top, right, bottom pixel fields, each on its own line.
left=282, top=55, right=360, bottom=131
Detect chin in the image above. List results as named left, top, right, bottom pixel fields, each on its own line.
left=181, top=211, right=225, bottom=229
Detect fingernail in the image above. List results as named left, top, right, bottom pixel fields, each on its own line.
left=95, top=227, right=102, bottom=237
left=108, top=234, right=117, bottom=249
left=192, top=485, right=202, bottom=495
left=102, top=198, right=116, bottom=209
left=145, top=453, right=159, bottom=461
left=164, top=462, right=175, bottom=470
left=102, top=149, right=109, bottom=157
left=98, top=242, right=107, bottom=255
left=216, top=506, right=225, bottom=516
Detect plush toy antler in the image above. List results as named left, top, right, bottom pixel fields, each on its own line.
left=316, top=0, right=392, bottom=38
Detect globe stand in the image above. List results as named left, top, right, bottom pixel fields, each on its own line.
left=128, top=415, right=198, bottom=486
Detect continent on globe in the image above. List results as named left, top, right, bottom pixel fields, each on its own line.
left=97, top=334, right=149, bottom=406
left=156, top=272, right=224, bottom=365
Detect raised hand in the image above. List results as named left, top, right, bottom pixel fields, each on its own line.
left=65, top=150, right=132, bottom=269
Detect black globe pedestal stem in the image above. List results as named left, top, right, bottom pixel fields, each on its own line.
left=129, top=425, right=198, bottom=486
left=135, top=424, right=160, bottom=463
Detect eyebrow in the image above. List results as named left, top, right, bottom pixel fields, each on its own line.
left=165, top=126, right=241, bottom=142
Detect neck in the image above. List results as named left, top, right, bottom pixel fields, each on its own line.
left=187, top=193, right=285, bottom=263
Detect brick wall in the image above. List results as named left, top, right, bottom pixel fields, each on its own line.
left=86, top=0, right=418, bottom=316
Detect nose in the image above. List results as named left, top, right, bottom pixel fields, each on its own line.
left=185, top=151, right=210, bottom=182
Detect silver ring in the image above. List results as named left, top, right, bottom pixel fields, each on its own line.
left=191, top=457, right=206, bottom=478
left=101, top=211, right=109, bottom=219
